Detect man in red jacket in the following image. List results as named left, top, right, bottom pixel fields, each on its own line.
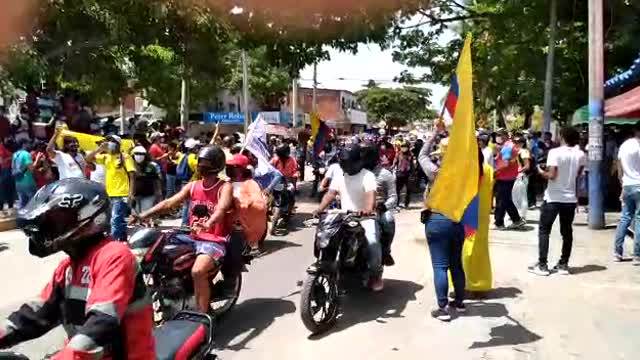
left=0, top=178, right=155, bottom=359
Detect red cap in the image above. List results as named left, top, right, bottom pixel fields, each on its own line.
left=226, top=154, right=250, bottom=168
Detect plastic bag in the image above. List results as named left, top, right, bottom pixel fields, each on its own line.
left=512, top=175, right=529, bottom=220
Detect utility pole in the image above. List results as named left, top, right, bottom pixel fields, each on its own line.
left=292, top=78, right=299, bottom=127
left=179, top=76, right=189, bottom=131
left=542, top=0, right=557, bottom=132
left=312, top=62, right=318, bottom=111
left=242, top=50, right=251, bottom=134
left=119, top=99, right=126, bottom=135
left=588, top=0, right=605, bottom=229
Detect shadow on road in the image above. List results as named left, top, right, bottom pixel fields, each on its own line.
left=569, top=264, right=607, bottom=275
left=215, top=298, right=296, bottom=351
left=0, top=243, right=8, bottom=253
left=464, top=301, right=542, bottom=349
left=308, top=279, right=424, bottom=340
left=258, top=239, right=302, bottom=258
left=286, top=212, right=314, bottom=234
left=466, top=286, right=523, bottom=300
left=506, top=225, right=536, bottom=232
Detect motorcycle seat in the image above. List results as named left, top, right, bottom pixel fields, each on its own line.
left=154, top=319, right=207, bottom=360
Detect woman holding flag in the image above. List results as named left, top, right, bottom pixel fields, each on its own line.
left=419, top=35, right=492, bottom=322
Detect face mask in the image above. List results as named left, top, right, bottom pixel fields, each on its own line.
left=107, top=143, right=117, bottom=153
left=134, top=154, right=145, bottom=163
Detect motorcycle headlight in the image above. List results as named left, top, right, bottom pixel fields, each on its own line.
left=316, top=231, right=330, bottom=249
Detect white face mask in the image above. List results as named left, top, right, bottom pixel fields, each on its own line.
left=134, top=154, right=145, bottom=163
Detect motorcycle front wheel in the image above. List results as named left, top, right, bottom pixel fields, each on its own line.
left=300, top=271, right=339, bottom=334
left=210, top=273, right=242, bottom=318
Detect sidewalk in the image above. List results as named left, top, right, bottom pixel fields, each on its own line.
left=398, top=207, right=640, bottom=360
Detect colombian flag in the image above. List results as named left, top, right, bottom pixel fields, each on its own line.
left=426, top=34, right=479, bottom=237
left=310, top=111, right=329, bottom=159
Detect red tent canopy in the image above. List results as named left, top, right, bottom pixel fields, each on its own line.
left=605, top=85, right=640, bottom=118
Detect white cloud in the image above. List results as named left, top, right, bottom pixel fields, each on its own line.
left=299, top=44, right=448, bottom=108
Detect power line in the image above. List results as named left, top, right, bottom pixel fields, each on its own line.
left=298, top=77, right=425, bottom=83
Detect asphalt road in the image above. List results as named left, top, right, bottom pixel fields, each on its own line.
left=2, top=198, right=639, bottom=360
left=0, top=200, right=428, bottom=360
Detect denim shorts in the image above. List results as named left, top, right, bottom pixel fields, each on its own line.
left=172, top=233, right=227, bottom=265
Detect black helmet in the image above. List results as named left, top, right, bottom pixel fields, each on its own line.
left=17, top=178, right=110, bottom=258
left=197, top=145, right=226, bottom=175
left=361, top=145, right=380, bottom=171
left=339, top=144, right=363, bottom=176
left=275, top=144, right=290, bottom=159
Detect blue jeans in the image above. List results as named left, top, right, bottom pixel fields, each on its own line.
left=378, top=210, right=395, bottom=257
left=361, top=219, right=382, bottom=277
left=110, top=197, right=130, bottom=241
left=614, top=185, right=640, bottom=257
left=180, top=182, right=191, bottom=226
left=16, top=185, right=37, bottom=209
left=425, top=213, right=466, bottom=308
left=0, top=169, right=15, bottom=210
left=166, top=174, right=177, bottom=198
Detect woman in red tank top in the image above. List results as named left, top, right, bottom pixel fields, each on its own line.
left=189, top=178, right=232, bottom=242
left=135, top=145, right=233, bottom=313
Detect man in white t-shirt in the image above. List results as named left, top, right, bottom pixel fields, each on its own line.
left=613, top=122, right=640, bottom=263
left=529, top=126, right=586, bottom=276
left=319, top=161, right=342, bottom=192
left=46, top=127, right=86, bottom=179
left=314, top=145, right=383, bottom=291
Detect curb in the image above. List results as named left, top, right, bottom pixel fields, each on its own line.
left=0, top=217, right=16, bottom=232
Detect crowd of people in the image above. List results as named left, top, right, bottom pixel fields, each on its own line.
left=2, top=102, right=640, bottom=356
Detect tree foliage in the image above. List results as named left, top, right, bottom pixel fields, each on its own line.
left=356, top=86, right=433, bottom=128
left=393, top=0, right=640, bottom=126
left=1, top=0, right=423, bottom=117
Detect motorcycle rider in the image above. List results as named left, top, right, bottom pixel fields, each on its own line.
left=133, top=145, right=233, bottom=313
left=271, top=144, right=299, bottom=185
left=362, top=145, right=398, bottom=266
left=313, top=144, right=383, bottom=291
left=270, top=144, right=298, bottom=214
left=0, top=178, right=155, bottom=359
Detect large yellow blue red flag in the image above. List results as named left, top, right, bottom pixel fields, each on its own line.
left=310, top=111, right=329, bottom=159
left=426, top=34, right=479, bottom=234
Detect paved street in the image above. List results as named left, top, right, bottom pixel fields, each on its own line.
left=1, top=200, right=639, bottom=359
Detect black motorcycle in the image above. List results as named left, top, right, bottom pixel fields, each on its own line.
left=299, top=210, right=374, bottom=334
left=0, top=311, right=217, bottom=360
left=269, top=181, right=295, bottom=235
left=128, top=224, right=251, bottom=323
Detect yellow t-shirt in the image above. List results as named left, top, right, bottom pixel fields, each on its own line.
left=95, top=153, right=136, bottom=197
left=176, top=153, right=199, bottom=182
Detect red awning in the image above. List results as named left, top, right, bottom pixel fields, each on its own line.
left=605, top=85, right=640, bottom=118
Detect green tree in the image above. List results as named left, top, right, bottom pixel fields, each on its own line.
left=223, top=46, right=292, bottom=111
left=393, top=0, right=640, bottom=126
left=356, top=86, right=432, bottom=128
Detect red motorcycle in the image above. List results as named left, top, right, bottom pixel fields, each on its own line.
left=0, top=311, right=217, bottom=359
left=128, top=224, right=252, bottom=323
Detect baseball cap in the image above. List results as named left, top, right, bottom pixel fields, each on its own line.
left=132, top=146, right=147, bottom=155
left=105, top=135, right=122, bottom=144
left=226, top=154, right=250, bottom=168
left=149, top=132, right=164, bottom=142
left=184, top=138, right=200, bottom=149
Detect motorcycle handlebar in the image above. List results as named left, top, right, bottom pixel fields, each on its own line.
left=313, top=210, right=376, bottom=219
left=0, top=352, right=30, bottom=360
